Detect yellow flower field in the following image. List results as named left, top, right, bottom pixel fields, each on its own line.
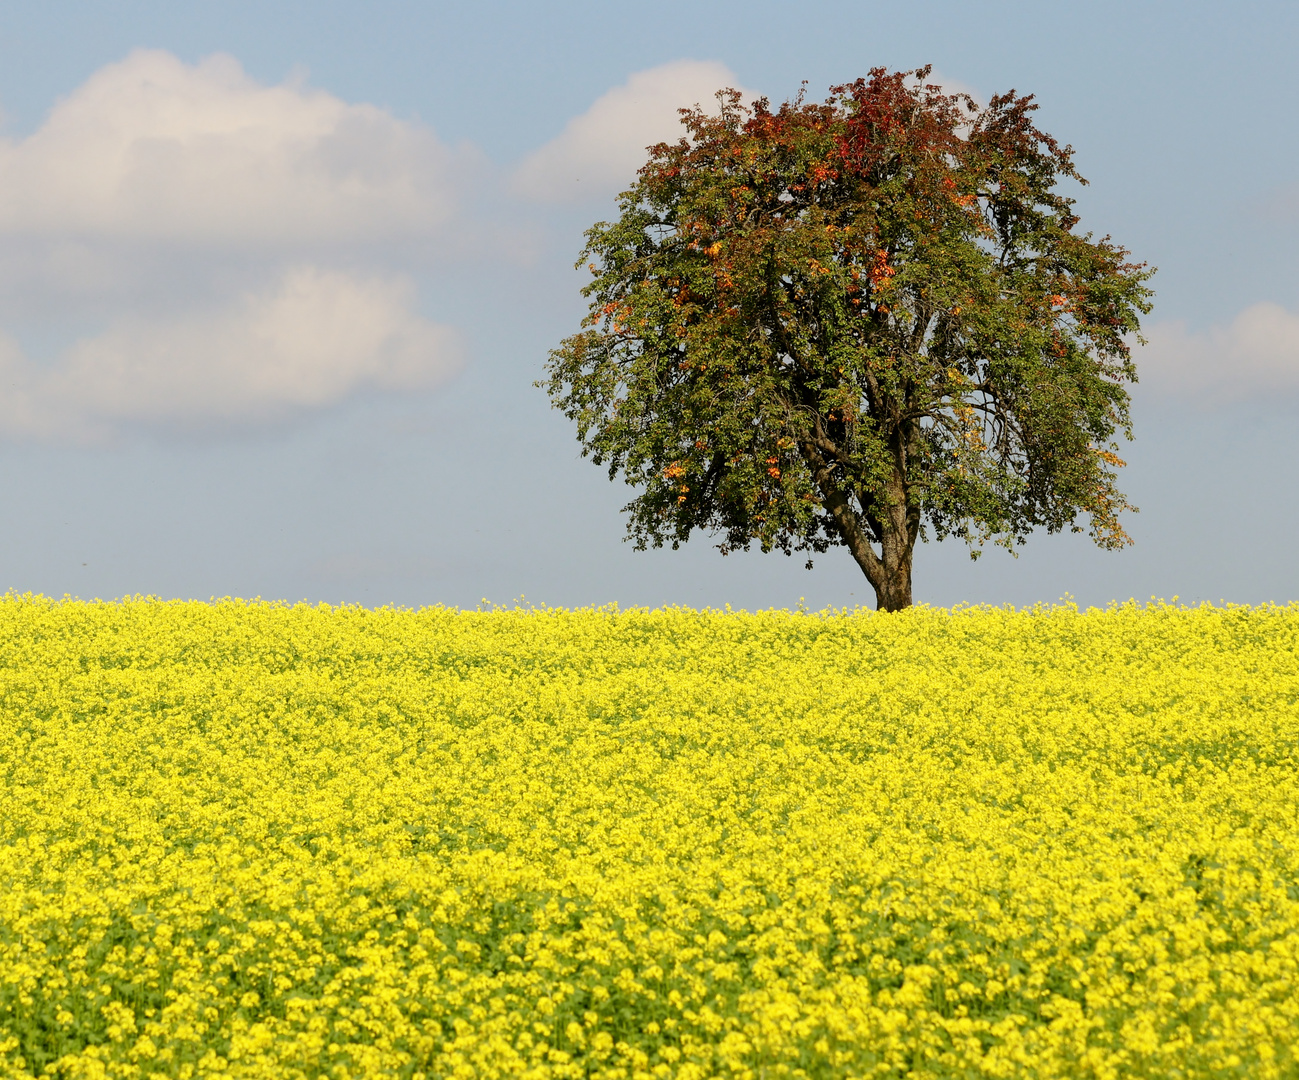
left=0, top=595, right=1296, bottom=1079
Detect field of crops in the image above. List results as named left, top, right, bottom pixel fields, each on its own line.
left=0, top=595, right=1296, bottom=1079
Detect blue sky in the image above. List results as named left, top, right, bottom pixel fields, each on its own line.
left=0, top=0, right=1295, bottom=610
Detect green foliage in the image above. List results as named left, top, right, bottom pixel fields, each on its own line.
left=543, top=68, right=1154, bottom=609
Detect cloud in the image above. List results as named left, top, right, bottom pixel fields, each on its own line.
left=0, top=49, right=462, bottom=247
left=0, top=50, right=477, bottom=442
left=0, top=267, right=462, bottom=440
left=511, top=60, right=746, bottom=202
left=1135, top=302, right=1299, bottom=401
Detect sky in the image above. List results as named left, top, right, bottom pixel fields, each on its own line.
left=0, top=0, right=1296, bottom=611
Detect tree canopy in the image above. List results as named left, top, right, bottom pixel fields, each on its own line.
left=542, top=67, right=1154, bottom=610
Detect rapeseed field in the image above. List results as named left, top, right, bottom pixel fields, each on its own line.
left=0, top=595, right=1296, bottom=1079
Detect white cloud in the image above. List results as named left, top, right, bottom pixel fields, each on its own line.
left=1135, top=302, right=1299, bottom=401
left=0, top=49, right=460, bottom=247
left=512, top=60, right=746, bottom=202
left=0, top=50, right=475, bottom=442
left=0, top=267, right=462, bottom=440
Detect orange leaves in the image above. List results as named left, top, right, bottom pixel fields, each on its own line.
left=600, top=300, right=637, bottom=328
left=598, top=300, right=635, bottom=336
left=682, top=219, right=715, bottom=253
left=868, top=249, right=896, bottom=290
left=826, top=402, right=858, bottom=424
left=807, top=162, right=838, bottom=185
left=665, top=459, right=689, bottom=504
left=942, top=178, right=978, bottom=210
left=698, top=240, right=735, bottom=291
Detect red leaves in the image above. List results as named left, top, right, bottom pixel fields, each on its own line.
left=830, top=66, right=967, bottom=181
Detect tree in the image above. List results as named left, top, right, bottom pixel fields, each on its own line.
left=542, top=67, right=1154, bottom=611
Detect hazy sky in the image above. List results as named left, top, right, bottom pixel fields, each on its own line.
left=1, top=0, right=1296, bottom=610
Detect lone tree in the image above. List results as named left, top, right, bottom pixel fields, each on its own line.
left=543, top=68, right=1154, bottom=610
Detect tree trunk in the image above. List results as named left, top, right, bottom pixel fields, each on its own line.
left=817, top=487, right=915, bottom=611
left=799, top=439, right=918, bottom=611
left=870, top=535, right=914, bottom=612
left=871, top=469, right=918, bottom=611
left=838, top=521, right=913, bottom=611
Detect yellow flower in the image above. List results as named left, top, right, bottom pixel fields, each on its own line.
left=0, top=593, right=1294, bottom=1078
